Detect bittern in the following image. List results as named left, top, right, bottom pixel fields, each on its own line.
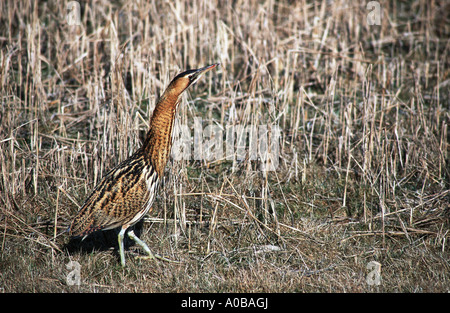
left=69, top=63, right=219, bottom=267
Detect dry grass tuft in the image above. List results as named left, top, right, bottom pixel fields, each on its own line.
left=0, top=0, right=449, bottom=292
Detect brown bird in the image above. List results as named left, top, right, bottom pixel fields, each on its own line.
left=69, top=63, right=219, bottom=267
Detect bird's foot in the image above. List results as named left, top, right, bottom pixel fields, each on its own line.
left=136, top=253, right=181, bottom=264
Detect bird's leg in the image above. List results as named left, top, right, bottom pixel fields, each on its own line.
left=118, top=227, right=127, bottom=267
left=127, top=229, right=155, bottom=260
left=128, top=230, right=181, bottom=263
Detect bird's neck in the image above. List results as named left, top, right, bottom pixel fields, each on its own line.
left=142, top=90, right=181, bottom=177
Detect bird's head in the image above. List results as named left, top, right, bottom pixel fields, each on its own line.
left=168, top=63, right=219, bottom=94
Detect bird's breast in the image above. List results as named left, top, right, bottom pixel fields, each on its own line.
left=126, top=162, right=160, bottom=226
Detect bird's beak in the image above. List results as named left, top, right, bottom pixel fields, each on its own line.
left=188, top=63, right=219, bottom=84
left=197, top=63, right=220, bottom=74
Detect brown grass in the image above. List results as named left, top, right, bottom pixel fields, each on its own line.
left=0, top=0, right=449, bottom=292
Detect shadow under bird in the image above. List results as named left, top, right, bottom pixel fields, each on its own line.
left=69, top=63, right=219, bottom=267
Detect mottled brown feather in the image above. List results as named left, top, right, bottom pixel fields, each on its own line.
left=69, top=149, right=158, bottom=237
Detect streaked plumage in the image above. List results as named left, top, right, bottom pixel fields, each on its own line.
left=69, top=63, right=219, bottom=266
